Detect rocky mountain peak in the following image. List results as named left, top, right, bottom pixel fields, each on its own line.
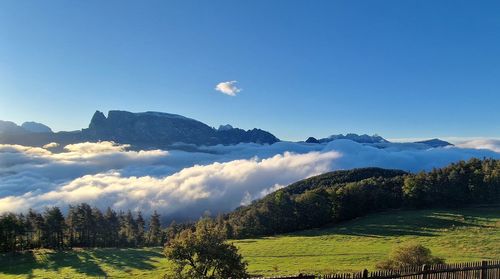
left=89, top=111, right=107, bottom=130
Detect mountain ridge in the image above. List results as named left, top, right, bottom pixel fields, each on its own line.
left=0, top=110, right=454, bottom=149
left=0, top=110, right=280, bottom=148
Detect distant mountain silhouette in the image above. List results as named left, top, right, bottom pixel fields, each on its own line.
left=0, top=120, right=28, bottom=135
left=0, top=120, right=53, bottom=135
left=303, top=134, right=389, bottom=144
left=322, top=133, right=389, bottom=144
left=0, top=111, right=454, bottom=150
left=414, top=138, right=453, bottom=148
left=303, top=134, right=453, bottom=149
left=21, top=121, right=53, bottom=133
left=0, top=110, right=279, bottom=148
left=305, top=137, right=320, bottom=144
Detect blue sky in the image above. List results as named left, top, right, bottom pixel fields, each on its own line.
left=1, top=0, right=499, bottom=141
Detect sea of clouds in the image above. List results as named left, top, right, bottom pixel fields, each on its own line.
left=1, top=139, right=500, bottom=220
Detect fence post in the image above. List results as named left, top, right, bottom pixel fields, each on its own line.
left=480, top=260, right=488, bottom=279
left=421, top=264, right=429, bottom=279
left=362, top=269, right=368, bottom=279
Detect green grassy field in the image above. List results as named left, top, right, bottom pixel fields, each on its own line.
left=1, top=207, right=499, bottom=278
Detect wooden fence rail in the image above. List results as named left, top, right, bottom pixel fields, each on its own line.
left=253, top=260, right=500, bottom=279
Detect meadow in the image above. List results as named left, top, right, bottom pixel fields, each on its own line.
left=1, top=207, right=499, bottom=278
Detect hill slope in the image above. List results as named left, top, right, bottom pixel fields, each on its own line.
left=225, top=167, right=409, bottom=237
left=224, top=159, right=500, bottom=238
left=234, top=206, right=500, bottom=276
left=1, top=207, right=498, bottom=278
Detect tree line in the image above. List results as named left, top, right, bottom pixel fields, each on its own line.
left=0, top=204, right=190, bottom=252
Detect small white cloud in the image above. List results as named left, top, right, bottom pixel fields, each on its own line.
left=215, top=81, right=242, bottom=96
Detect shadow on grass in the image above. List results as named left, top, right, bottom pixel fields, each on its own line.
left=0, top=248, right=164, bottom=278
left=0, top=251, right=37, bottom=278
left=293, top=208, right=499, bottom=238
left=235, top=240, right=258, bottom=244
left=88, top=248, right=162, bottom=271
left=0, top=250, right=107, bottom=278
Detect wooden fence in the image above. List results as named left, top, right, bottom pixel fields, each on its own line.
left=254, top=260, right=500, bottom=279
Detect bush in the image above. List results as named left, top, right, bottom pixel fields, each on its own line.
left=376, top=242, right=444, bottom=270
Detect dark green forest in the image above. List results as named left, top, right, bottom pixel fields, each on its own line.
left=1, top=158, right=500, bottom=252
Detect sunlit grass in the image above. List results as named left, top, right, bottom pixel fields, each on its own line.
left=0, top=248, right=174, bottom=279
left=235, top=207, right=500, bottom=276
left=1, top=207, right=498, bottom=278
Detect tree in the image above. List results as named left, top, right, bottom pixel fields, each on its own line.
left=166, top=220, right=178, bottom=241
left=164, top=218, right=248, bottom=279
left=66, top=203, right=95, bottom=247
left=104, top=207, right=120, bottom=247
left=295, top=189, right=331, bottom=229
left=0, top=213, right=23, bottom=252
left=92, top=207, right=106, bottom=247
left=136, top=211, right=146, bottom=246
left=120, top=210, right=138, bottom=246
left=146, top=211, right=162, bottom=246
left=376, top=242, right=444, bottom=270
left=26, top=209, right=45, bottom=248
left=43, top=207, right=65, bottom=249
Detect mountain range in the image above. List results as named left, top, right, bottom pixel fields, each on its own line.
left=0, top=110, right=279, bottom=149
left=0, top=110, right=452, bottom=149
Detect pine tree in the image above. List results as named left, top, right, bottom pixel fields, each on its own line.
left=146, top=211, right=162, bottom=246
left=123, top=210, right=138, bottom=246
left=92, top=207, right=105, bottom=247
left=136, top=211, right=146, bottom=246
left=43, top=207, right=65, bottom=249
left=104, top=207, right=120, bottom=247
left=26, top=209, right=44, bottom=248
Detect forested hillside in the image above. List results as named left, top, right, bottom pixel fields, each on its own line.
left=223, top=158, right=500, bottom=238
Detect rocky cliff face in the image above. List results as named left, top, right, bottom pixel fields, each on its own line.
left=0, top=110, right=279, bottom=148
left=83, top=110, right=279, bottom=146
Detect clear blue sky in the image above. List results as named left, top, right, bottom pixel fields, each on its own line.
left=1, top=0, right=499, bottom=141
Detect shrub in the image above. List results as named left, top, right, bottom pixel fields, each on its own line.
left=376, top=242, right=444, bottom=270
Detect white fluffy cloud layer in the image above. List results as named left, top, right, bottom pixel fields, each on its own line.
left=1, top=140, right=500, bottom=219
left=215, top=80, right=242, bottom=96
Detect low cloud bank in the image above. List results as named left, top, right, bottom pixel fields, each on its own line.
left=455, top=139, right=500, bottom=153
left=1, top=139, right=499, bottom=219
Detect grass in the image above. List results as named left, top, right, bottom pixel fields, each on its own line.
left=234, top=207, right=500, bottom=276
left=1, top=207, right=499, bottom=278
left=0, top=247, right=173, bottom=279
